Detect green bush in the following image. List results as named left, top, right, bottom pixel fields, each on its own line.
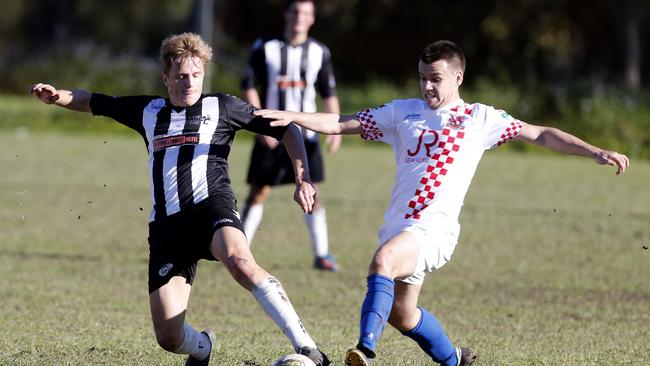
left=4, top=79, right=649, bottom=159
left=3, top=44, right=164, bottom=96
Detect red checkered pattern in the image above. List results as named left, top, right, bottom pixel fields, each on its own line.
left=496, top=120, right=524, bottom=146
left=404, top=127, right=465, bottom=219
left=357, top=108, right=384, bottom=141
left=450, top=105, right=474, bottom=115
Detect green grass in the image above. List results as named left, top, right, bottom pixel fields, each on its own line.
left=0, top=131, right=648, bottom=365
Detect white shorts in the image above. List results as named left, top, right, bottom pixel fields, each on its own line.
left=377, top=222, right=458, bottom=285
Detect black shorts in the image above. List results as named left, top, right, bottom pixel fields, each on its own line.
left=246, top=138, right=324, bottom=186
left=147, top=195, right=244, bottom=294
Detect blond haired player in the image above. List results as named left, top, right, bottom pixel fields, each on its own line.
left=30, top=32, right=330, bottom=366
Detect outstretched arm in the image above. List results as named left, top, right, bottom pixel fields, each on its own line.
left=30, top=83, right=92, bottom=113
left=322, top=96, right=342, bottom=153
left=281, top=124, right=316, bottom=213
left=255, top=109, right=363, bottom=135
left=517, top=124, right=630, bottom=174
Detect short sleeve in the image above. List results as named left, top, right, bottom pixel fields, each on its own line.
left=89, top=93, right=154, bottom=136
left=315, top=45, right=337, bottom=98
left=355, top=102, right=395, bottom=143
left=483, top=106, right=526, bottom=149
left=220, top=93, right=287, bottom=140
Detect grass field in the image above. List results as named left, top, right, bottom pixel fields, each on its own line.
left=0, top=130, right=648, bottom=366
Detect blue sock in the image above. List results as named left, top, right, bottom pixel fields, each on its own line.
left=358, top=274, right=395, bottom=358
left=401, top=307, right=457, bottom=366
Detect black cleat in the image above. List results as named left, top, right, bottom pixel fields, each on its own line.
left=299, top=346, right=330, bottom=366
left=314, top=254, right=340, bottom=272
left=457, top=347, right=477, bottom=366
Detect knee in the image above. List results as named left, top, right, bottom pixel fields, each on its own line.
left=154, top=324, right=184, bottom=352
left=226, top=255, right=259, bottom=285
left=369, top=250, right=396, bottom=277
left=248, top=186, right=271, bottom=204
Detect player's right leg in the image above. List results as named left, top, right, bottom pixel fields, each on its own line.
left=209, top=226, right=330, bottom=366
left=346, top=232, right=421, bottom=365
left=149, top=277, right=214, bottom=365
left=241, top=184, right=272, bottom=244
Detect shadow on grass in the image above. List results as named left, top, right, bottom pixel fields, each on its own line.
left=0, top=249, right=100, bottom=262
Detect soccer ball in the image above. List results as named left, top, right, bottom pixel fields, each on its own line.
left=271, top=353, right=317, bottom=366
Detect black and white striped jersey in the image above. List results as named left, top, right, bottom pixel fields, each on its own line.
left=90, top=93, right=288, bottom=222
left=241, top=36, right=337, bottom=140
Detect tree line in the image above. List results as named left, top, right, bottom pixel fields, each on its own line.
left=1, top=0, right=646, bottom=92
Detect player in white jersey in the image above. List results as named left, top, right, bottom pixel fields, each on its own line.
left=254, top=40, right=630, bottom=366
left=30, top=33, right=330, bottom=366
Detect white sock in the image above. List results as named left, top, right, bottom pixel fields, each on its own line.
left=304, top=207, right=329, bottom=257
left=173, top=323, right=211, bottom=360
left=252, top=277, right=317, bottom=352
left=242, top=203, right=264, bottom=245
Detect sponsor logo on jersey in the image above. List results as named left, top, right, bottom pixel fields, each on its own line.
left=145, top=99, right=165, bottom=112
left=158, top=263, right=174, bottom=277
left=213, top=217, right=234, bottom=227
left=405, top=113, right=422, bottom=120
left=277, top=77, right=307, bottom=90
left=153, top=133, right=200, bottom=152
left=499, top=110, right=514, bottom=121
left=148, top=104, right=163, bottom=111
left=405, top=129, right=440, bottom=162
left=186, top=115, right=211, bottom=126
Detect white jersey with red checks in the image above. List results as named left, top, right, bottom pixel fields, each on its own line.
left=356, top=98, right=525, bottom=239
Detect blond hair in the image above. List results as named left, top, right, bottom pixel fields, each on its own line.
left=160, top=32, right=213, bottom=74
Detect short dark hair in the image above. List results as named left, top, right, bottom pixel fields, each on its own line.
left=285, top=0, right=315, bottom=11
left=420, top=40, right=466, bottom=72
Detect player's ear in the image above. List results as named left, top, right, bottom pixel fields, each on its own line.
left=455, top=70, right=464, bottom=87
left=161, top=72, right=169, bottom=88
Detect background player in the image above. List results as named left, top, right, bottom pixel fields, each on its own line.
left=255, top=40, right=630, bottom=366
left=30, top=33, right=329, bottom=366
left=240, top=0, right=341, bottom=271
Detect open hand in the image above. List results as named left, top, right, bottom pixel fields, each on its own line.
left=592, top=149, right=630, bottom=175
left=30, top=83, right=60, bottom=104
left=255, top=109, right=297, bottom=127
left=293, top=180, right=316, bottom=214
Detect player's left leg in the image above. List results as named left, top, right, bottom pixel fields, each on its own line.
left=390, top=281, right=463, bottom=366
left=210, top=226, right=329, bottom=365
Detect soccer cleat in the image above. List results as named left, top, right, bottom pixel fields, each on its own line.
left=345, top=348, right=373, bottom=366
left=299, top=346, right=331, bottom=366
left=185, top=330, right=216, bottom=366
left=314, top=254, right=340, bottom=271
left=456, top=347, right=477, bottom=366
